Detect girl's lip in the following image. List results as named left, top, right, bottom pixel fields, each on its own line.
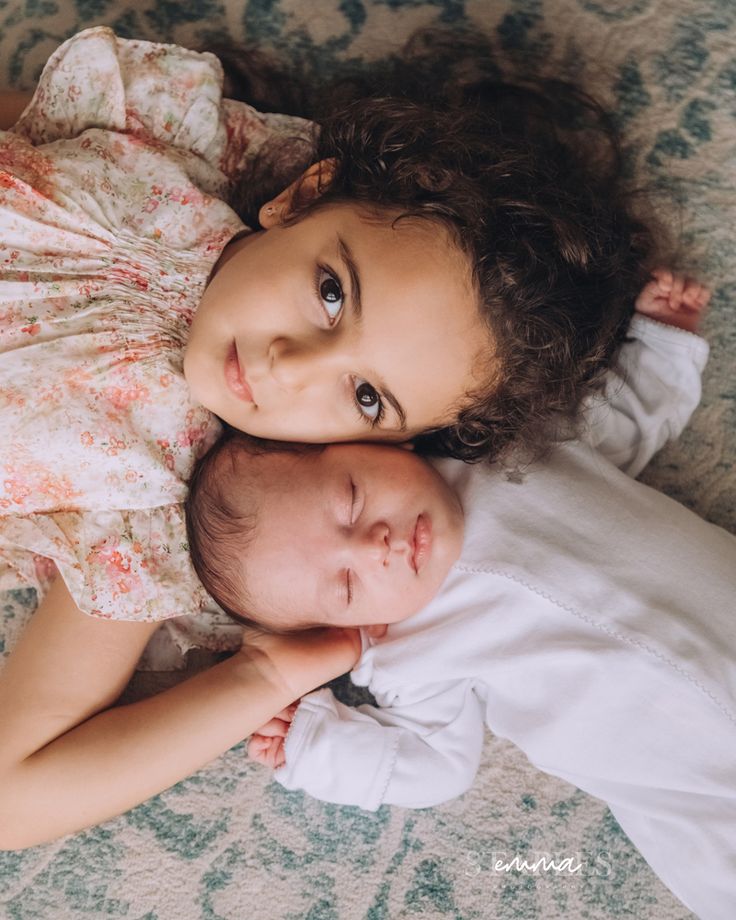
left=224, top=342, right=254, bottom=403
left=411, top=514, right=432, bottom=573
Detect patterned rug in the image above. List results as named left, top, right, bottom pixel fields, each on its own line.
left=1, top=1, right=734, bottom=918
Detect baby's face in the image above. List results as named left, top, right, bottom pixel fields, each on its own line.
left=242, top=443, right=464, bottom=635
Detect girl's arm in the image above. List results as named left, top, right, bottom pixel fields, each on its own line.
left=0, top=91, right=32, bottom=130
left=0, top=578, right=359, bottom=849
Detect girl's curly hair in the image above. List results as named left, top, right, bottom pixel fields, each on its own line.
left=214, top=31, right=663, bottom=464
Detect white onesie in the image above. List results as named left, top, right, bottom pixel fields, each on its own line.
left=275, top=315, right=736, bottom=920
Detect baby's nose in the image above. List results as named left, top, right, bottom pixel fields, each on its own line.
left=361, top=522, right=391, bottom=564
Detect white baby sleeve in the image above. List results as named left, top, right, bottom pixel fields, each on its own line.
left=581, top=314, right=709, bottom=476
left=275, top=680, right=486, bottom=811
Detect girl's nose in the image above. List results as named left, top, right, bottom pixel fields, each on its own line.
left=269, top=336, right=337, bottom=390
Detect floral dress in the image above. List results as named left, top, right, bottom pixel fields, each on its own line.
left=0, top=27, right=310, bottom=636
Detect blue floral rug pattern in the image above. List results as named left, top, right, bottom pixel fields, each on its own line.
left=2, top=1, right=734, bottom=917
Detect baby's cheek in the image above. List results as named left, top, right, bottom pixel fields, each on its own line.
left=387, top=580, right=438, bottom=624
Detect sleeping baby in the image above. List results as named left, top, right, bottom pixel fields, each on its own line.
left=186, top=434, right=466, bottom=640
left=185, top=280, right=736, bottom=920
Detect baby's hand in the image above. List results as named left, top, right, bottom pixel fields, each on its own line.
left=635, top=268, right=711, bottom=333
left=237, top=625, right=362, bottom=701
left=247, top=703, right=299, bottom=769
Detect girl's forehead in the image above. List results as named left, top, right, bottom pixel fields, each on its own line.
left=309, top=201, right=468, bottom=261
left=346, top=208, right=475, bottom=311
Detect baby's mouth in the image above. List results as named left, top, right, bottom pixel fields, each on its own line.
left=411, top=515, right=432, bottom=574
left=224, top=342, right=254, bottom=403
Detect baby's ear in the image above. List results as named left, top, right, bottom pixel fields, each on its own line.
left=258, top=159, right=336, bottom=228
left=363, top=624, right=388, bottom=639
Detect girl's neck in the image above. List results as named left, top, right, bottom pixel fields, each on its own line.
left=209, top=228, right=255, bottom=280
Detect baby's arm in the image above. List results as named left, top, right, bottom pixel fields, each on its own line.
left=0, top=578, right=359, bottom=849
left=250, top=680, right=486, bottom=811
left=582, top=270, right=710, bottom=476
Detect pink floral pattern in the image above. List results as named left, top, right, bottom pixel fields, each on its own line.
left=0, top=27, right=311, bottom=623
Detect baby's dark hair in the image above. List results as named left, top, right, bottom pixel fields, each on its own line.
left=185, top=430, right=323, bottom=630
left=214, top=30, right=663, bottom=464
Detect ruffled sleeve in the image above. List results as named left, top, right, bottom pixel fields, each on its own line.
left=13, top=26, right=314, bottom=189
left=0, top=505, right=209, bottom=622
left=13, top=27, right=225, bottom=159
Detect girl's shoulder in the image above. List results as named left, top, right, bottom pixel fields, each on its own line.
left=13, top=27, right=227, bottom=165
left=12, top=27, right=315, bottom=193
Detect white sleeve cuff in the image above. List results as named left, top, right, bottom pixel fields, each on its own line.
left=275, top=688, right=399, bottom=811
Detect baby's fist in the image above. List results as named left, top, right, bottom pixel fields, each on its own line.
left=247, top=703, right=298, bottom=770
left=635, top=269, right=710, bottom=333
left=248, top=733, right=287, bottom=769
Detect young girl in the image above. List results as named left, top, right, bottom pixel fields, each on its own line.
left=0, top=26, right=662, bottom=846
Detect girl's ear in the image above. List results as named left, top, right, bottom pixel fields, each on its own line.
left=258, top=159, right=336, bottom=228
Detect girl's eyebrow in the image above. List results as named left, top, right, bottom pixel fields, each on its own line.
left=381, top=389, right=408, bottom=432
left=336, top=235, right=408, bottom=432
left=336, top=235, right=362, bottom=320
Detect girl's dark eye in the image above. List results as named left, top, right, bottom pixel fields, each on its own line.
left=354, top=379, right=382, bottom=421
left=316, top=267, right=344, bottom=324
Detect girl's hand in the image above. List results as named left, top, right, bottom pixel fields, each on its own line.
left=635, top=269, right=711, bottom=333
left=247, top=703, right=299, bottom=769
left=237, top=625, right=362, bottom=701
